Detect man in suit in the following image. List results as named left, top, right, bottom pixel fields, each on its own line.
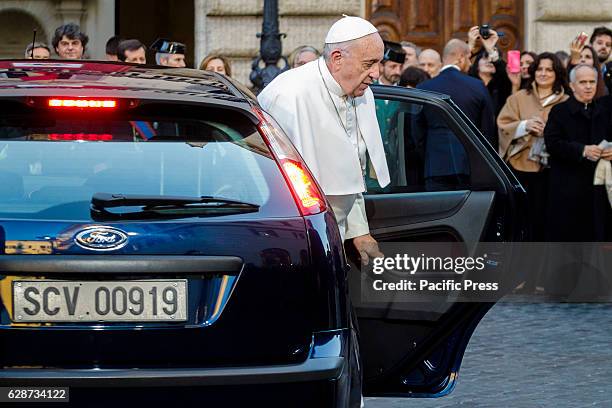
left=416, top=39, right=496, bottom=190
left=590, top=27, right=612, bottom=94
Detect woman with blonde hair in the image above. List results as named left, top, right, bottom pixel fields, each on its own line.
left=288, top=45, right=320, bottom=68
left=199, top=54, right=232, bottom=77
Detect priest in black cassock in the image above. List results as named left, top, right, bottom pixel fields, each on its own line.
left=544, top=64, right=612, bottom=242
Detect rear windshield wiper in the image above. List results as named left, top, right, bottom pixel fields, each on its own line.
left=90, top=193, right=260, bottom=221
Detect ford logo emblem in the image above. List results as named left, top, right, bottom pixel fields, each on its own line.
left=75, top=227, right=129, bottom=251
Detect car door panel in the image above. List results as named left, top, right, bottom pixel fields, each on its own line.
left=366, top=191, right=495, bottom=244
left=356, top=86, right=525, bottom=397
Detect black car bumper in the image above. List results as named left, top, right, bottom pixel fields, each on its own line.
left=0, top=356, right=343, bottom=387
left=0, top=329, right=354, bottom=407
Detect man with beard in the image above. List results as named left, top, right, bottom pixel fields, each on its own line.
left=590, top=26, right=612, bottom=93
left=377, top=41, right=405, bottom=85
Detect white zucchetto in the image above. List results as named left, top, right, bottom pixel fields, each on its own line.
left=324, top=15, right=378, bottom=44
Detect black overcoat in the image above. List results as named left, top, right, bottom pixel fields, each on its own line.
left=544, top=96, right=612, bottom=241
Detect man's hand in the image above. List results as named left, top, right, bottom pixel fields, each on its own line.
left=467, top=26, right=482, bottom=55
left=353, top=234, right=383, bottom=266
left=601, top=148, right=612, bottom=161
left=584, top=145, right=603, bottom=161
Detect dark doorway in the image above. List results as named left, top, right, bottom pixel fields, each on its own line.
left=116, top=0, right=194, bottom=67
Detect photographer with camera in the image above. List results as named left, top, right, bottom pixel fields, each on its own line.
left=468, top=25, right=500, bottom=63
left=467, top=24, right=512, bottom=119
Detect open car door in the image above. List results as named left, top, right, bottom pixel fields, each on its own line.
left=353, top=85, right=526, bottom=397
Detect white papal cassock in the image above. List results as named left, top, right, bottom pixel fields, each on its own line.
left=257, top=57, right=390, bottom=240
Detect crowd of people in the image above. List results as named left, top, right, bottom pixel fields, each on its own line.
left=20, top=21, right=612, bottom=243
left=369, top=25, right=612, bottom=243
left=22, top=23, right=232, bottom=76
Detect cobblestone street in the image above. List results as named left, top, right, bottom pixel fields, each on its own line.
left=366, top=302, right=612, bottom=408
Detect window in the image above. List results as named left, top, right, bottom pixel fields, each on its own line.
left=0, top=106, right=296, bottom=220
left=367, top=97, right=472, bottom=193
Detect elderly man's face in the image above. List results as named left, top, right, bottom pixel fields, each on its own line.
left=163, top=54, right=186, bottom=68
left=418, top=50, right=442, bottom=77
left=56, top=36, right=83, bottom=59
left=571, top=66, right=597, bottom=103
left=334, top=34, right=384, bottom=97
left=29, top=47, right=50, bottom=59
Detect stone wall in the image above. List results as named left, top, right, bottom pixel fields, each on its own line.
left=195, top=0, right=362, bottom=87
left=526, top=0, right=612, bottom=53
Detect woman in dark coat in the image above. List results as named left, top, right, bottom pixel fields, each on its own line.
left=544, top=65, right=612, bottom=242
left=469, top=50, right=513, bottom=117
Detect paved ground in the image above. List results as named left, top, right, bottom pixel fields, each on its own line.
left=366, top=302, right=612, bottom=408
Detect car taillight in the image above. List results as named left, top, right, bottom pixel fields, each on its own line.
left=48, top=99, right=117, bottom=108
left=49, top=133, right=113, bottom=141
left=252, top=107, right=326, bottom=216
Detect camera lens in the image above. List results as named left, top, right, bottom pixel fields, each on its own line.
left=479, top=24, right=491, bottom=40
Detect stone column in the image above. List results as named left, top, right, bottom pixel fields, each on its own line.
left=194, top=0, right=207, bottom=68
left=82, top=0, right=115, bottom=60
left=56, top=0, right=85, bottom=25
left=526, top=0, right=612, bottom=53
left=196, top=0, right=360, bottom=86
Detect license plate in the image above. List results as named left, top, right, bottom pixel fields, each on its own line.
left=12, top=280, right=187, bottom=322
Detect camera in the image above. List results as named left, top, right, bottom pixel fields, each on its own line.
left=479, top=24, right=492, bottom=40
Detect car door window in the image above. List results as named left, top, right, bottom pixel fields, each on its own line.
left=367, top=97, right=472, bottom=193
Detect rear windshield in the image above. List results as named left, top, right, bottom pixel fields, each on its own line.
left=0, top=102, right=298, bottom=220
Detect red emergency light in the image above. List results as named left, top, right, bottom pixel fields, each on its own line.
left=49, top=133, right=113, bottom=141
left=48, top=99, right=117, bottom=109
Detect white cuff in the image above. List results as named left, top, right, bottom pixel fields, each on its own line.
left=345, top=193, right=370, bottom=240
left=514, top=120, right=529, bottom=139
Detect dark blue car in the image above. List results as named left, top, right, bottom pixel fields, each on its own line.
left=0, top=60, right=525, bottom=407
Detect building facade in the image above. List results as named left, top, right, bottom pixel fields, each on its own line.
left=2, top=0, right=612, bottom=86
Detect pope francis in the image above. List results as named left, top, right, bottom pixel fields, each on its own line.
left=258, top=16, right=390, bottom=265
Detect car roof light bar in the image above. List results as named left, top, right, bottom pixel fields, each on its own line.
left=48, top=99, right=117, bottom=108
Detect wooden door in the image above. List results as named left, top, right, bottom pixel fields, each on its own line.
left=365, top=0, right=524, bottom=54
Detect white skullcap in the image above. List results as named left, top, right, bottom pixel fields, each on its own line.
left=325, top=15, right=378, bottom=44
